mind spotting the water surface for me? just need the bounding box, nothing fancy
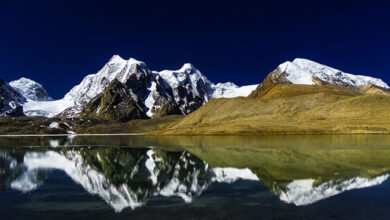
[1,135,390,219]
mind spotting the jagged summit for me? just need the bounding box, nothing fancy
[108,55,148,68]
[276,58,389,88]
[178,63,197,72]
[108,54,125,63]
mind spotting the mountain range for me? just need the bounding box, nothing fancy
[0,55,257,118]
[2,56,390,134]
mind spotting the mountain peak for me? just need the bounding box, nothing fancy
[292,58,317,64]
[178,63,197,72]
[108,54,126,63]
[276,58,389,89]
[9,77,52,102]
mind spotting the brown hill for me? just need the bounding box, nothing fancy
[152,81,390,135]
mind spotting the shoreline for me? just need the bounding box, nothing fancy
[1,132,390,137]
[0,133,144,137]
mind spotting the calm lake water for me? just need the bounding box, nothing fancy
[1,135,390,219]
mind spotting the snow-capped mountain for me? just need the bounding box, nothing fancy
[0,77,25,116]
[10,57,388,118]
[275,58,389,88]
[9,77,52,102]
[21,55,257,118]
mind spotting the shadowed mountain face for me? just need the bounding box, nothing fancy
[1,144,390,212]
[0,78,25,117]
[79,79,148,122]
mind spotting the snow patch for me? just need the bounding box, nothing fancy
[212,167,259,183]
[49,122,59,129]
[212,83,257,98]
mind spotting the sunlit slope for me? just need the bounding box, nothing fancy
[153,84,390,134]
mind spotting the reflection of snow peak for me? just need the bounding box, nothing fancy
[10,169,46,193]
[279,175,390,206]
[212,167,259,183]
[23,151,144,212]
[15,150,259,212]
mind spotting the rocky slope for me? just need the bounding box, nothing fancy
[79,79,147,122]
[0,77,25,116]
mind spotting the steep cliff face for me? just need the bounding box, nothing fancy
[0,78,25,117]
[80,79,147,122]
[248,67,291,98]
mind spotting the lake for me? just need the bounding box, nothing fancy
[1,135,390,219]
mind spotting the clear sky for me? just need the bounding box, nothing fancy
[1,0,390,99]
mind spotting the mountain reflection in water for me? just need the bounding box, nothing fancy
[0,147,258,212]
[1,138,390,213]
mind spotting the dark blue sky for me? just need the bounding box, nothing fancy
[1,0,390,99]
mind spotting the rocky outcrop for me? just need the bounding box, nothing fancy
[0,78,25,117]
[80,79,147,122]
[359,84,390,96]
[248,67,291,98]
